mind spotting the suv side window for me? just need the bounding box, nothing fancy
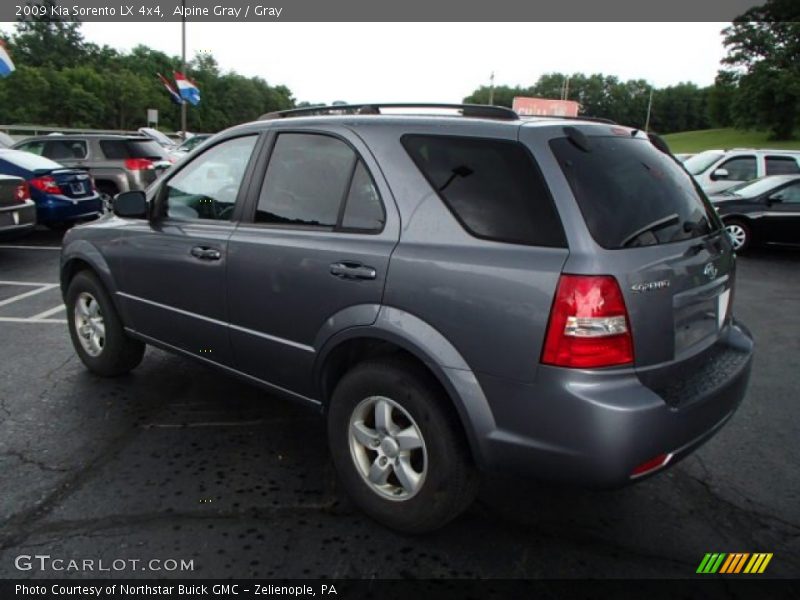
[163,135,257,221]
[16,141,45,155]
[765,156,800,176]
[717,156,756,181]
[255,133,384,232]
[402,135,566,247]
[43,140,87,160]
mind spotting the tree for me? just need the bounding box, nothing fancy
[720,0,800,139]
[11,1,87,70]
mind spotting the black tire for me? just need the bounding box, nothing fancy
[66,270,145,377]
[724,219,752,253]
[327,358,478,533]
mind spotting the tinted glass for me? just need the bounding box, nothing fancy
[16,141,45,156]
[775,182,800,203]
[402,135,566,247]
[100,139,168,160]
[719,156,756,181]
[165,135,257,221]
[765,156,800,176]
[550,135,719,249]
[256,134,356,228]
[44,140,87,160]
[341,161,384,231]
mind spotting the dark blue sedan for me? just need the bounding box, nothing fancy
[0,149,103,227]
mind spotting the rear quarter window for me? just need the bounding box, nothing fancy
[401,134,566,247]
[550,135,719,249]
[100,139,167,160]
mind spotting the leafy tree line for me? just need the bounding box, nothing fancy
[0,14,294,132]
[465,1,799,139]
[464,75,712,134]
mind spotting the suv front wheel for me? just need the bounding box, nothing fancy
[327,358,478,533]
[66,270,145,376]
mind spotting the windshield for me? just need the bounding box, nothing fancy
[550,135,720,249]
[722,177,785,198]
[683,150,724,175]
[179,135,209,152]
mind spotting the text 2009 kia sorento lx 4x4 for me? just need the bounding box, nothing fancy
[60,104,754,533]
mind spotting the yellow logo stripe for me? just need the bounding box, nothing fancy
[744,554,760,574]
[758,553,773,574]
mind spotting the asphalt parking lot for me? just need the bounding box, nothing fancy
[0,229,798,580]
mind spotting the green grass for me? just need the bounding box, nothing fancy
[663,128,800,154]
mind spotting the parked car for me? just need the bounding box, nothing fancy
[0,149,102,228]
[684,148,800,194]
[709,174,800,252]
[60,104,753,533]
[138,127,178,151]
[0,174,37,239]
[168,133,212,160]
[13,134,172,206]
[0,132,15,149]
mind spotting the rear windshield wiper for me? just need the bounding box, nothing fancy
[622,213,680,248]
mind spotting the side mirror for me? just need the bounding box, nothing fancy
[113,190,148,219]
[766,194,784,204]
[710,168,729,181]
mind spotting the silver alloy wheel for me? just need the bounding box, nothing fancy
[726,223,747,250]
[74,292,105,357]
[348,395,427,501]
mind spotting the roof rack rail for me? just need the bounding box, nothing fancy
[259,103,520,121]
[518,114,617,125]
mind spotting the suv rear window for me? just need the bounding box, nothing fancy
[550,135,719,249]
[401,135,566,247]
[100,139,167,160]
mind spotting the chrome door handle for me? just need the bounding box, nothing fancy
[190,246,222,260]
[330,262,377,280]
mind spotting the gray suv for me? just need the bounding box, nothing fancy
[60,104,754,533]
[13,134,171,205]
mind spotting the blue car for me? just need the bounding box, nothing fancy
[0,149,102,227]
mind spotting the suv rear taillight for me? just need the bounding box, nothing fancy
[14,182,30,203]
[124,158,154,170]
[541,274,634,368]
[29,176,63,195]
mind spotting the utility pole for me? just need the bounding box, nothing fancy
[488,71,495,105]
[180,0,187,140]
[644,86,654,132]
[563,75,570,101]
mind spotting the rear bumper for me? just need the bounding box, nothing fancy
[476,319,754,486]
[0,200,37,238]
[35,195,103,224]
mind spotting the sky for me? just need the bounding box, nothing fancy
[0,22,729,103]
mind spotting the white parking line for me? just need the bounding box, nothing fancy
[29,304,67,320]
[0,317,67,324]
[0,245,61,250]
[0,280,58,287]
[0,284,59,308]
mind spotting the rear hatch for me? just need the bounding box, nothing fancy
[99,138,171,183]
[543,127,740,406]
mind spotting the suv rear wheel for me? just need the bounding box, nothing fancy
[66,271,145,376]
[327,358,478,533]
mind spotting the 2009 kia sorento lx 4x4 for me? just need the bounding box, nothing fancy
[60,104,754,533]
